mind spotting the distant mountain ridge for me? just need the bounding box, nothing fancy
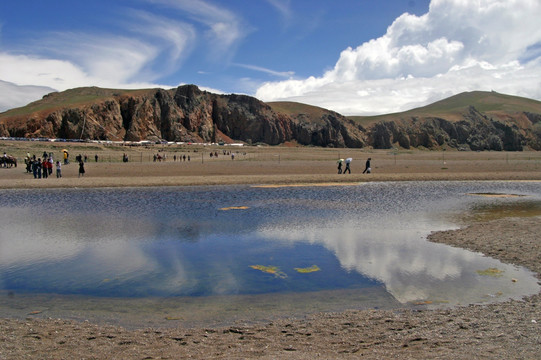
[1,86,541,151]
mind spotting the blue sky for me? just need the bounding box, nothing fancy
[1,0,540,115]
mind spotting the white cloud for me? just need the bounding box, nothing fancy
[256,0,541,115]
[0,52,170,92]
[0,51,177,112]
[0,80,56,113]
[36,32,159,85]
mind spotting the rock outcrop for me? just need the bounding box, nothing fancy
[367,106,541,151]
[1,85,540,151]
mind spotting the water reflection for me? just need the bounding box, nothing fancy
[0,182,540,310]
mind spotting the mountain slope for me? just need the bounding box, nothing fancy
[347,91,541,150]
[1,87,540,150]
[0,85,365,147]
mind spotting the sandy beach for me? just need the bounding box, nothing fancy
[1,142,541,358]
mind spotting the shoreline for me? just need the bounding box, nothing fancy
[1,148,541,358]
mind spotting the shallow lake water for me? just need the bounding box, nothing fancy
[0,181,540,327]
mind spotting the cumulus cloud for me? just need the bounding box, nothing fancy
[256,0,541,115]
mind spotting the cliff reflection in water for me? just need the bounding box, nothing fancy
[0,181,540,307]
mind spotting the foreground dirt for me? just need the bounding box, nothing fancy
[1,144,541,358]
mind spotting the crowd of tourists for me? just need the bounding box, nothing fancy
[22,150,88,179]
[24,152,61,178]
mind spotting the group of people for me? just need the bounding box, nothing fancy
[24,151,86,179]
[156,153,193,162]
[337,157,371,174]
[25,152,62,179]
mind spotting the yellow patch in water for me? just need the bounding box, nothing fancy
[294,265,321,273]
[477,268,504,277]
[413,300,433,305]
[219,206,250,211]
[250,265,287,278]
[411,299,449,305]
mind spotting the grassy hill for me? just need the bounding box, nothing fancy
[0,87,156,119]
[267,101,334,118]
[266,101,339,126]
[348,91,541,125]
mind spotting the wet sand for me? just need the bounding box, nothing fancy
[1,144,541,358]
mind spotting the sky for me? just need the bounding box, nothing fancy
[1,0,541,115]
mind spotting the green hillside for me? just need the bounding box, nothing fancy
[348,91,541,125]
[0,87,155,118]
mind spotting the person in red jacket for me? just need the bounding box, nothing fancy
[42,158,50,178]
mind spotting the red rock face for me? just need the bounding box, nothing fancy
[0,85,364,147]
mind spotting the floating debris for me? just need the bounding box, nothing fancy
[219,206,250,211]
[483,291,503,298]
[165,316,181,321]
[411,299,449,305]
[412,300,433,305]
[477,268,505,277]
[294,265,321,273]
[250,265,287,279]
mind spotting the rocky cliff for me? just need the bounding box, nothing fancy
[368,106,537,151]
[1,86,540,151]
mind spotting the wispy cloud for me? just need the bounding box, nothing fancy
[124,10,196,74]
[32,32,158,84]
[265,0,292,21]
[257,0,541,115]
[233,63,294,78]
[145,0,249,62]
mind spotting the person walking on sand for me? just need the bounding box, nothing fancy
[343,158,351,174]
[78,160,85,177]
[363,158,372,174]
[337,159,343,174]
[56,161,62,178]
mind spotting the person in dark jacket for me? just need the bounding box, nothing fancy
[78,160,85,177]
[363,158,371,174]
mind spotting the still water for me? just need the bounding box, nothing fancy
[0,181,540,326]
